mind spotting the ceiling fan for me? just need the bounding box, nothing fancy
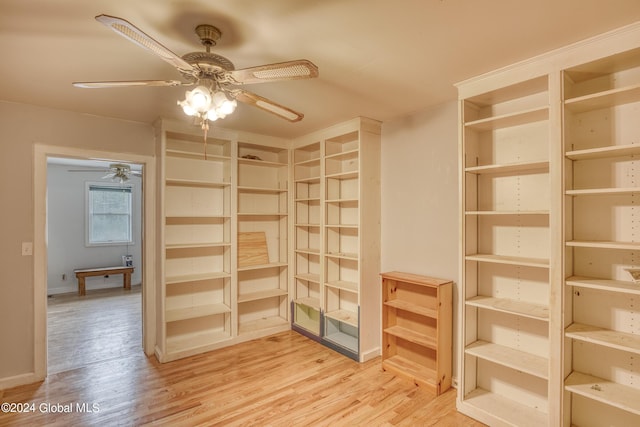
[69,163,141,183]
[73,14,319,124]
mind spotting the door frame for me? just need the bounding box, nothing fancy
[33,144,156,379]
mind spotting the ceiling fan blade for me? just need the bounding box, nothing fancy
[233,89,304,122]
[95,14,197,76]
[228,59,318,84]
[73,79,185,88]
[68,169,109,172]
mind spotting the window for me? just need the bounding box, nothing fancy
[87,184,133,245]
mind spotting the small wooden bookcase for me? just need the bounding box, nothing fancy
[380,271,452,395]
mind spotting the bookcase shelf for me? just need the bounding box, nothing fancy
[290,119,381,361]
[457,23,640,427]
[381,271,452,394]
[459,72,554,425]
[159,129,233,361]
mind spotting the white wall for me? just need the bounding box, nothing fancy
[0,100,155,382]
[46,164,143,294]
[380,100,460,377]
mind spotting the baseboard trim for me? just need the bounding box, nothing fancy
[0,372,43,390]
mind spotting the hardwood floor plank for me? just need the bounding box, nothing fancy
[1,287,485,426]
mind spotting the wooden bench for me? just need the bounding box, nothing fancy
[74,266,135,296]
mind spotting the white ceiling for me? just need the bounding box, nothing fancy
[2,0,640,139]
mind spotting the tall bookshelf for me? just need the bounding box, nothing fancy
[292,141,322,336]
[458,75,554,426]
[236,142,290,336]
[292,117,382,362]
[562,47,640,426]
[457,22,640,427]
[160,129,233,361]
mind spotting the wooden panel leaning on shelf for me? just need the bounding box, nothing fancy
[380,271,452,395]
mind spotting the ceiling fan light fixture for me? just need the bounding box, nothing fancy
[179,85,237,124]
[187,86,212,112]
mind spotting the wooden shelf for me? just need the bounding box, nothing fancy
[565,371,640,416]
[325,224,358,229]
[465,160,549,175]
[564,83,640,113]
[294,273,320,283]
[238,157,287,167]
[325,148,359,160]
[384,299,437,318]
[165,242,230,250]
[465,340,548,379]
[384,325,436,349]
[237,185,287,193]
[382,355,438,391]
[294,297,321,310]
[566,187,640,195]
[166,330,231,356]
[237,212,288,217]
[165,178,230,188]
[166,149,230,161]
[324,308,358,327]
[566,276,640,295]
[294,176,320,184]
[325,198,358,203]
[325,280,358,293]
[325,252,358,260]
[465,210,549,216]
[464,106,549,131]
[238,316,289,335]
[237,288,288,304]
[465,253,549,268]
[237,262,287,272]
[294,158,320,166]
[565,323,640,355]
[295,247,320,255]
[566,143,640,160]
[462,388,548,427]
[465,296,549,321]
[566,240,640,250]
[166,303,231,323]
[165,272,231,285]
[325,171,358,180]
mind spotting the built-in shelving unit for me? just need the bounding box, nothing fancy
[156,117,380,364]
[292,141,322,336]
[292,117,382,361]
[457,25,640,427]
[562,46,640,427]
[458,74,555,426]
[160,129,233,361]
[237,142,290,336]
[380,271,452,395]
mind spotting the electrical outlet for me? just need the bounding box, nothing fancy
[62,273,66,281]
[21,242,33,256]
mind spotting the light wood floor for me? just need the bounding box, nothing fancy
[1,287,485,426]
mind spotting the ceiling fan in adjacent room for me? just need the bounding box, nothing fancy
[73,14,319,128]
[68,163,141,183]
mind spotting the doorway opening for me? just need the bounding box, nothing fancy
[46,157,143,373]
[33,145,156,379]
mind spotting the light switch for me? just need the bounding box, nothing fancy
[22,242,33,256]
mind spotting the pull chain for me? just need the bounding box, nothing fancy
[201,119,209,160]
